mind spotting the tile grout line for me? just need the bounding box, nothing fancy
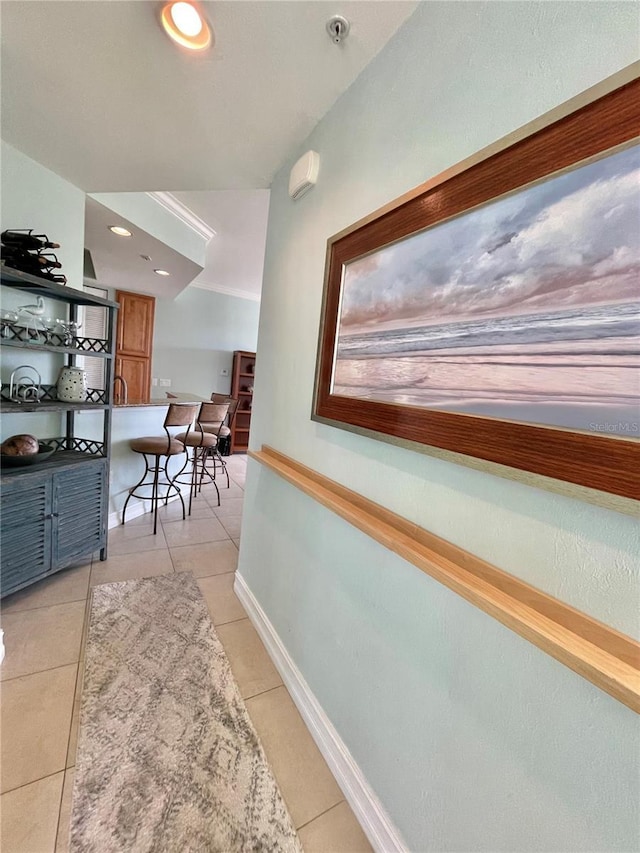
[1,768,67,798]
[0,659,82,685]
[1,592,90,615]
[165,538,178,573]
[295,799,348,832]
[214,614,249,628]
[54,776,66,851]
[54,656,79,847]
[242,681,285,703]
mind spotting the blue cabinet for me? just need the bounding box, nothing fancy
[1,476,53,591]
[1,457,108,596]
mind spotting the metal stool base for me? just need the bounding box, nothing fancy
[173,447,221,510]
[122,452,187,534]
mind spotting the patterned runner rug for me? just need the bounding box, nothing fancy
[70,572,302,853]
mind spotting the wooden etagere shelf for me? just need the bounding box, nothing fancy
[251,445,640,713]
[230,350,255,453]
[1,265,119,598]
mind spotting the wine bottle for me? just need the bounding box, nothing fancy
[1,230,60,250]
[2,252,58,270]
[0,245,59,266]
[37,255,63,269]
[2,258,64,281]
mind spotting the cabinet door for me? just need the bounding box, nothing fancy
[52,461,106,570]
[115,290,155,403]
[1,477,53,596]
[115,356,152,405]
[116,291,155,357]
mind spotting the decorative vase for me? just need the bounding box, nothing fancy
[56,366,88,402]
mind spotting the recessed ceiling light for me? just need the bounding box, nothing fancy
[154,269,171,276]
[109,225,132,237]
[160,2,212,51]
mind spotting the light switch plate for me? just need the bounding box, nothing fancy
[159,379,171,387]
[151,378,158,386]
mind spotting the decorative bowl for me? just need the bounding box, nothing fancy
[1,444,56,467]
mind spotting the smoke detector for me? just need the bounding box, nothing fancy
[289,151,320,201]
[326,15,350,44]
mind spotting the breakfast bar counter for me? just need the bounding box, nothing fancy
[114,393,207,408]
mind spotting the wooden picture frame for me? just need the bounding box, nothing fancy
[313,75,640,502]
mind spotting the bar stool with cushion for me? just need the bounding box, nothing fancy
[122,403,199,535]
[200,394,239,488]
[175,401,230,509]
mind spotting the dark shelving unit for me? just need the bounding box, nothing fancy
[1,265,119,597]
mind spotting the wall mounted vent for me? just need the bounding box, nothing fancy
[289,151,320,201]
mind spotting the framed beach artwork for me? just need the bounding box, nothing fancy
[313,76,640,502]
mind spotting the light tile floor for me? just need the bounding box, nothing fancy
[0,454,372,853]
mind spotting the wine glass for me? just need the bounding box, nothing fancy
[41,317,56,344]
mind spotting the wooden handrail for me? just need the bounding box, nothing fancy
[250,445,640,713]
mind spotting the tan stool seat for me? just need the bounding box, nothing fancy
[176,431,218,448]
[130,436,185,455]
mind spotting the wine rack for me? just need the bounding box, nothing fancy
[1,229,66,284]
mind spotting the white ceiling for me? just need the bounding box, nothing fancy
[171,190,271,300]
[83,189,269,300]
[84,197,203,299]
[3,0,417,300]
[1,1,418,192]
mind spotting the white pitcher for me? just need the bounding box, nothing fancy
[57,366,88,402]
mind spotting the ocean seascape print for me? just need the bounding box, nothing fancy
[333,144,640,435]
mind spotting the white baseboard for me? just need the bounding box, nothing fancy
[234,572,407,853]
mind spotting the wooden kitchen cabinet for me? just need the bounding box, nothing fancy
[115,290,155,403]
[114,355,151,405]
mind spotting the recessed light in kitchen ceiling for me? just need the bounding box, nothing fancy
[160,2,212,51]
[109,226,132,237]
[154,269,171,276]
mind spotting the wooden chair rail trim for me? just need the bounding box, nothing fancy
[250,445,640,713]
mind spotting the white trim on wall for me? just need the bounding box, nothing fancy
[147,191,217,242]
[189,278,261,302]
[234,571,408,853]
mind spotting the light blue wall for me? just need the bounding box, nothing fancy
[152,286,260,398]
[240,3,640,851]
[1,141,87,442]
[1,141,85,290]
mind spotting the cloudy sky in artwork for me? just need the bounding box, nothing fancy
[340,144,640,328]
